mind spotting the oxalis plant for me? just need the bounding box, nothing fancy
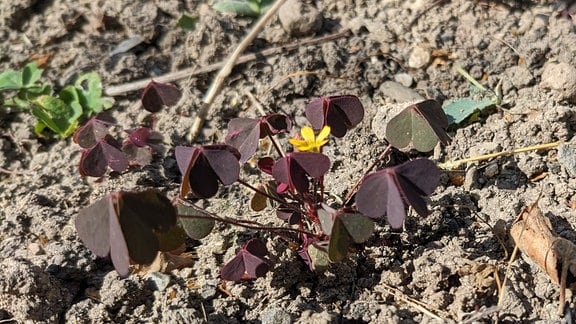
[75,89,450,280]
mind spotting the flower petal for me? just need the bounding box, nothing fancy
[317,126,331,142]
[301,126,315,142]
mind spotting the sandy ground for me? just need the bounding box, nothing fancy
[1,0,576,322]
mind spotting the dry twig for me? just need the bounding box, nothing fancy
[104,29,349,96]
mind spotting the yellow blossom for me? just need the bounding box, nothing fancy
[289,126,331,152]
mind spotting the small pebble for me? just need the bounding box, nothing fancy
[540,62,576,103]
[261,307,291,324]
[378,81,424,102]
[147,272,171,291]
[394,73,414,87]
[557,143,576,178]
[484,163,499,178]
[278,0,323,37]
[408,46,431,69]
[27,243,44,256]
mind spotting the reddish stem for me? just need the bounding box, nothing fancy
[343,144,393,206]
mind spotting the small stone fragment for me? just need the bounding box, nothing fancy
[27,243,45,256]
[540,62,576,103]
[147,272,171,291]
[557,143,576,178]
[278,0,323,37]
[394,73,414,87]
[483,163,499,178]
[408,46,431,69]
[261,307,291,324]
[378,81,424,103]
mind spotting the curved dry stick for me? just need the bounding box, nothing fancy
[188,0,287,142]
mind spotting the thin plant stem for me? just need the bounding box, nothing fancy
[188,0,287,141]
[344,144,393,205]
[177,201,316,237]
[267,133,285,157]
[236,178,302,213]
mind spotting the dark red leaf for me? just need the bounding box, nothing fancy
[355,159,440,229]
[225,114,291,163]
[122,142,152,166]
[257,157,274,175]
[116,191,177,264]
[305,95,364,138]
[79,135,128,177]
[262,114,292,135]
[75,190,177,277]
[276,206,301,225]
[175,145,240,199]
[73,116,111,148]
[141,81,182,113]
[127,127,150,147]
[272,152,330,193]
[225,118,260,163]
[220,238,270,281]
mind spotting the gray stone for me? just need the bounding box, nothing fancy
[557,143,576,178]
[540,62,576,102]
[261,307,291,324]
[394,72,414,87]
[278,0,323,37]
[378,81,424,103]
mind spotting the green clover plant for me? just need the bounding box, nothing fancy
[0,61,113,138]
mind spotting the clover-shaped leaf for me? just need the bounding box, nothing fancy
[220,238,270,281]
[305,95,364,138]
[79,134,128,177]
[328,212,374,262]
[225,114,291,163]
[356,159,441,229]
[271,152,330,193]
[177,203,215,240]
[141,81,182,113]
[385,99,450,152]
[175,144,241,199]
[31,95,81,138]
[75,190,177,277]
[73,114,113,148]
[276,206,301,225]
[74,72,114,115]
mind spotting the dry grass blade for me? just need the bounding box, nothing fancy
[187,0,287,142]
[376,283,451,321]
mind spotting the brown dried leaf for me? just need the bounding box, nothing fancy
[510,198,576,314]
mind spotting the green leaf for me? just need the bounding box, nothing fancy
[22,62,43,88]
[0,69,23,91]
[31,95,79,137]
[178,14,198,31]
[59,85,83,122]
[74,72,113,116]
[213,0,260,17]
[328,213,374,262]
[443,98,495,125]
[177,204,215,240]
[308,244,330,271]
[385,100,450,152]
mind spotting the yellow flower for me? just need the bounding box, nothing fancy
[289,126,331,152]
